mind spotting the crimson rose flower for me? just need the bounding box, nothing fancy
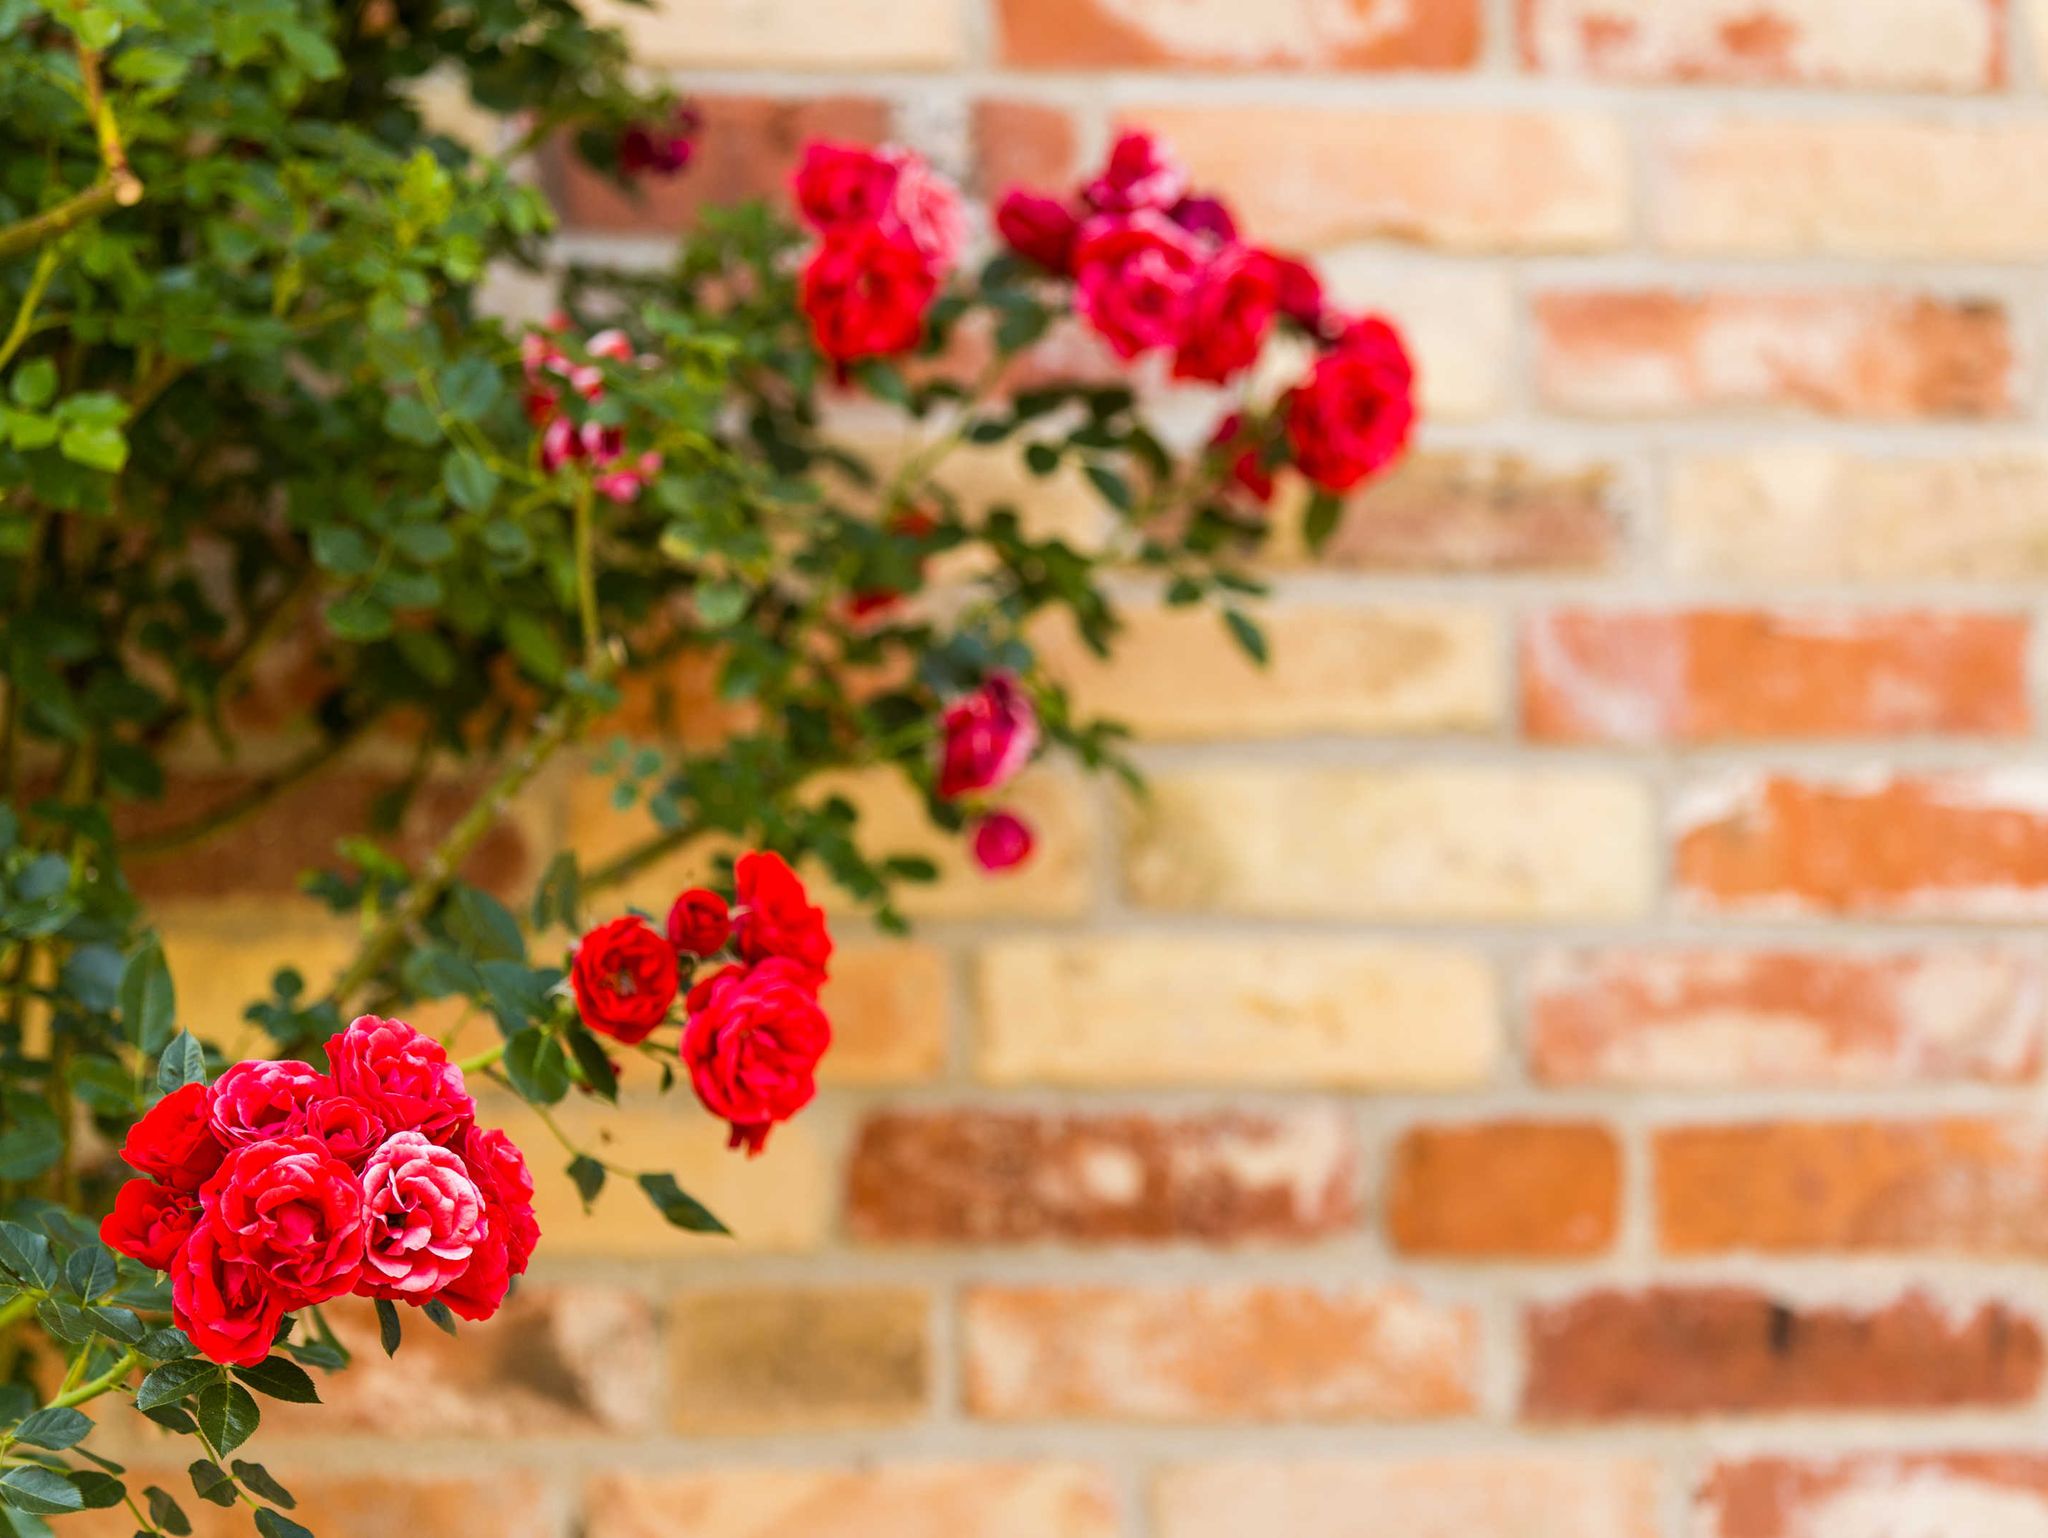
[208,1058,331,1147]
[800,224,938,364]
[666,887,731,957]
[1284,316,1416,493]
[358,1131,489,1300]
[303,1093,387,1168]
[171,1219,287,1367]
[618,102,700,178]
[1168,193,1238,245]
[1268,253,1325,333]
[120,1083,225,1192]
[731,850,832,983]
[100,1180,199,1271]
[327,1014,474,1145]
[1082,130,1187,215]
[937,672,1039,801]
[794,142,962,270]
[1209,412,1276,506]
[572,915,680,1044]
[1072,213,1203,361]
[200,1136,366,1307]
[682,959,832,1157]
[971,810,1034,873]
[1173,245,1280,384]
[438,1126,540,1323]
[995,189,1079,274]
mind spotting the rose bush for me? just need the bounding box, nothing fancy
[0,0,1415,1526]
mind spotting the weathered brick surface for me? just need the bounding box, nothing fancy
[668,1287,931,1432]
[996,0,1482,69]
[1523,609,2031,743]
[1530,947,2048,1085]
[593,0,965,68]
[964,1284,1477,1423]
[1533,290,2016,418]
[821,941,950,1084]
[1387,1121,1621,1257]
[1314,259,1515,422]
[971,99,1080,195]
[67,1473,563,1538]
[585,1466,1119,1538]
[1697,1454,2048,1538]
[1523,1288,2044,1419]
[975,937,1498,1088]
[846,1107,1360,1244]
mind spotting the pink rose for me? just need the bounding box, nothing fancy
[995,190,1079,274]
[1083,130,1187,215]
[971,810,1034,873]
[200,1136,366,1308]
[326,1014,475,1146]
[207,1059,332,1147]
[1071,213,1204,360]
[937,672,1039,800]
[357,1131,489,1300]
[171,1219,287,1367]
[1283,316,1417,493]
[1173,245,1280,384]
[682,959,831,1156]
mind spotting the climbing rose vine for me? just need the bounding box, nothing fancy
[0,0,1415,1524]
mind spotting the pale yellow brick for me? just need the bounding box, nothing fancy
[596,0,965,68]
[1130,107,1631,252]
[975,937,1498,1088]
[586,1466,1119,1538]
[1667,450,2048,581]
[822,941,950,1084]
[1122,768,1654,920]
[1312,258,1513,422]
[1657,118,2048,258]
[1039,604,1503,741]
[669,1286,931,1433]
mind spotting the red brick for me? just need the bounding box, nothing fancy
[1523,609,2031,743]
[1534,290,2015,418]
[1676,772,2048,918]
[1387,1122,1620,1258]
[1530,947,2047,1086]
[1523,1287,2043,1419]
[584,1466,1118,1538]
[971,100,1081,196]
[543,95,891,235]
[64,1472,560,1538]
[1657,1120,2048,1255]
[963,1284,1477,1423]
[995,0,1480,69]
[1271,451,1624,574]
[1699,1454,2048,1538]
[1521,0,2005,88]
[846,1107,1359,1245]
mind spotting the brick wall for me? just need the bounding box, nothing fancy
[119,2,2048,1534]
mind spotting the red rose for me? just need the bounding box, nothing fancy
[800,224,938,364]
[995,190,1079,274]
[937,672,1039,801]
[1168,194,1237,245]
[731,850,832,983]
[1071,213,1204,360]
[1082,130,1187,215]
[665,887,731,957]
[682,959,831,1157]
[100,1180,199,1271]
[971,811,1034,873]
[1283,316,1416,493]
[171,1219,287,1367]
[303,1093,387,1168]
[208,1059,332,1147]
[1209,411,1276,506]
[120,1083,226,1192]
[793,142,963,270]
[1268,253,1325,333]
[200,1136,365,1308]
[572,915,679,1043]
[1173,245,1280,384]
[618,102,700,178]
[327,1014,475,1145]
[437,1126,539,1323]
[357,1131,489,1300]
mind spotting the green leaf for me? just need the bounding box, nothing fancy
[231,1462,294,1509]
[233,1356,319,1405]
[63,1242,116,1302]
[57,421,127,472]
[145,1484,192,1535]
[374,1299,401,1357]
[564,1025,618,1103]
[693,580,748,628]
[0,1223,55,1290]
[0,1101,60,1181]
[194,1380,260,1457]
[450,886,524,962]
[638,1173,729,1235]
[310,525,375,577]
[255,1509,316,1538]
[381,394,440,446]
[1302,490,1343,555]
[8,1406,91,1450]
[326,590,393,642]
[504,1029,570,1105]
[441,450,498,513]
[567,1154,605,1208]
[186,1460,237,1508]
[420,1299,458,1337]
[1083,463,1134,513]
[68,1470,123,1510]
[0,1467,81,1516]
[1222,609,1268,667]
[156,1033,206,1093]
[9,358,56,409]
[135,1358,218,1412]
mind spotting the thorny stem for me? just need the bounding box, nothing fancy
[0,246,59,372]
[0,45,143,263]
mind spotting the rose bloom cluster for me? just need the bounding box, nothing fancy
[101,1017,537,1366]
[793,141,965,364]
[521,319,662,503]
[571,850,833,1156]
[936,672,1039,874]
[997,130,1416,496]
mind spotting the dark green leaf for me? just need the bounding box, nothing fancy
[1222,609,1268,667]
[374,1299,401,1357]
[255,1509,316,1538]
[233,1357,319,1405]
[420,1299,458,1337]
[638,1173,729,1234]
[1083,463,1133,512]
[0,1467,81,1516]
[64,1243,116,1302]
[186,1461,237,1508]
[230,1462,294,1509]
[567,1154,605,1208]
[8,1406,90,1450]
[155,1034,206,1094]
[135,1359,218,1412]
[504,1029,570,1105]
[441,450,498,513]
[194,1381,260,1457]
[564,1025,618,1103]
[145,1484,192,1535]
[1302,490,1343,555]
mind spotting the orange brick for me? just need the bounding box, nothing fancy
[1534,290,2015,418]
[1699,1454,2048,1538]
[1387,1122,1620,1258]
[65,1472,561,1538]
[1657,1120,2048,1255]
[1523,609,2031,743]
[1128,107,1630,252]
[1676,771,2048,918]
[995,0,1480,69]
[1522,0,2004,87]
[543,95,891,235]
[1530,947,2048,1086]
[584,1466,1118,1538]
[971,99,1081,196]
[1524,1287,2043,1420]
[820,941,950,1084]
[669,1287,931,1433]
[963,1284,1477,1423]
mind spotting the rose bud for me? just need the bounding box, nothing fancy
[937,672,1040,800]
[971,810,1035,873]
[666,887,732,957]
